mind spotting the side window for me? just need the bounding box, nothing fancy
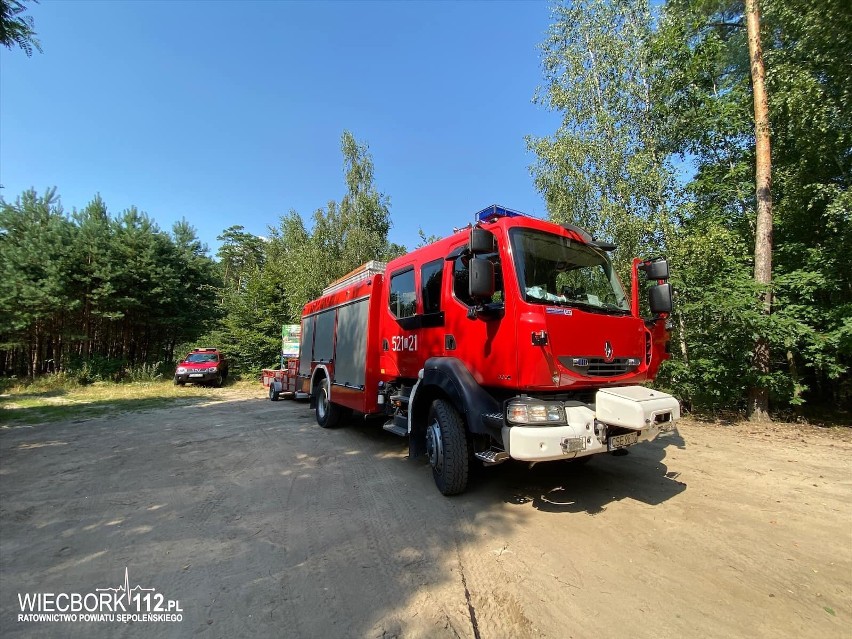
[453,254,503,306]
[453,256,474,306]
[421,259,444,314]
[389,268,416,318]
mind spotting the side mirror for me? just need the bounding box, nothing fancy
[640,258,669,280]
[469,257,495,300]
[470,227,496,254]
[649,283,672,315]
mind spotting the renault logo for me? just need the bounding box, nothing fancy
[604,341,614,362]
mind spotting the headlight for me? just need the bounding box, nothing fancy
[207,367,219,373]
[506,400,566,425]
[176,367,187,374]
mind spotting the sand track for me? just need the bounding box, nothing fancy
[1,388,849,638]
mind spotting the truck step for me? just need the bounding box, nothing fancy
[474,450,510,466]
[382,421,407,437]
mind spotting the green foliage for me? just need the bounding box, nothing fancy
[337,131,394,266]
[205,131,401,375]
[529,0,675,278]
[2,131,402,381]
[64,354,125,383]
[416,228,442,248]
[274,130,400,321]
[206,263,290,374]
[216,225,265,288]
[0,0,41,56]
[0,188,75,330]
[535,0,850,413]
[60,355,172,384]
[0,189,219,378]
[0,371,79,394]
[652,0,851,410]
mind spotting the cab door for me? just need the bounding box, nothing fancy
[415,257,448,367]
[441,237,518,389]
[385,265,420,377]
[382,258,448,379]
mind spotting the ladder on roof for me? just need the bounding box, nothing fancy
[322,260,387,296]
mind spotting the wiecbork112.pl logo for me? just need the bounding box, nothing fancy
[96,567,182,614]
[17,567,183,624]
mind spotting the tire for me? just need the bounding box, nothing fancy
[174,377,185,387]
[214,374,223,388]
[269,384,280,402]
[315,377,344,428]
[426,399,469,496]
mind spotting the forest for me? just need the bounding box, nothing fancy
[1,0,849,418]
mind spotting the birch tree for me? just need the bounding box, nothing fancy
[529,0,675,277]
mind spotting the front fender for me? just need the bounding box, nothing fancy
[409,357,502,440]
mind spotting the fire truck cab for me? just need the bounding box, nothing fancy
[298,205,680,495]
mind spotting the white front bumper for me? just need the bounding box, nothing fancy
[503,425,599,462]
[502,387,680,462]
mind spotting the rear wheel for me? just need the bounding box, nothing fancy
[315,377,346,428]
[426,399,469,496]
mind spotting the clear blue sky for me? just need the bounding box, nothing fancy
[1,0,561,254]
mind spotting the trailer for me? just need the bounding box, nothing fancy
[262,324,304,401]
[297,205,680,495]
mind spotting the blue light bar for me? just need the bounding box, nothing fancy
[475,204,525,223]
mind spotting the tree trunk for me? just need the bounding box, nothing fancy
[30,324,41,379]
[677,313,689,363]
[746,0,774,422]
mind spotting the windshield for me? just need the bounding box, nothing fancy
[186,353,218,363]
[510,229,629,313]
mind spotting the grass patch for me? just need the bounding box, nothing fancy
[0,379,258,427]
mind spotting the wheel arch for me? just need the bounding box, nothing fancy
[309,365,331,407]
[407,357,502,458]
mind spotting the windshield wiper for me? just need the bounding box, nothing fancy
[525,294,629,315]
[600,302,630,314]
[557,299,630,315]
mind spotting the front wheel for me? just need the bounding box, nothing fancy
[426,399,469,496]
[269,384,280,402]
[174,377,185,386]
[315,377,346,428]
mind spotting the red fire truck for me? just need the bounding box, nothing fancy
[297,205,680,495]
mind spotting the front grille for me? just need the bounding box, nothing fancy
[559,356,638,377]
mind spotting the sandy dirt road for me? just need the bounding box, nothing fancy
[1,387,850,638]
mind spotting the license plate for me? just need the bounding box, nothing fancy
[608,432,638,450]
[189,373,203,378]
